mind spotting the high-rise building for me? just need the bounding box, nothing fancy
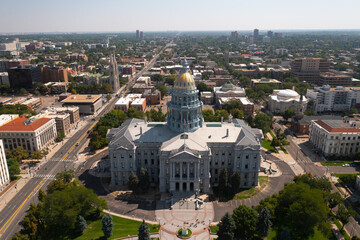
[230,31,239,41]
[110,53,120,92]
[140,31,144,40]
[290,58,330,85]
[8,65,42,89]
[0,139,10,191]
[41,66,68,83]
[267,30,273,37]
[136,30,140,39]
[253,29,259,39]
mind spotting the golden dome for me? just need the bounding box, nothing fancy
[174,72,196,89]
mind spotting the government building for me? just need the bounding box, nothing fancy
[107,61,263,193]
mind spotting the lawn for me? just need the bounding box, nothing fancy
[209,225,219,234]
[74,215,160,240]
[262,140,278,153]
[233,176,269,200]
[321,162,355,166]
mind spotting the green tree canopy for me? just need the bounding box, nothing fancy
[217,212,236,240]
[232,205,258,239]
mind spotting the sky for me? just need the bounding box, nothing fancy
[0,0,359,33]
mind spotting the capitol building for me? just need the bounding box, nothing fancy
[107,61,263,193]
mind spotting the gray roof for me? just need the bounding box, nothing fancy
[293,115,343,124]
[107,118,262,152]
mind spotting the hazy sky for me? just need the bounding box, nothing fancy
[0,0,359,33]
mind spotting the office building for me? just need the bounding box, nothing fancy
[0,139,10,191]
[250,78,281,88]
[107,61,263,193]
[136,30,140,39]
[290,58,330,84]
[140,31,144,40]
[253,29,259,40]
[0,116,57,153]
[41,66,68,83]
[309,119,360,157]
[0,72,9,85]
[61,94,103,115]
[306,85,360,113]
[8,65,42,89]
[319,72,353,86]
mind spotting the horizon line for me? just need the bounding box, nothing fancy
[1,29,360,35]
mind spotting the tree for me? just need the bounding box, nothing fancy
[138,220,150,240]
[257,206,272,238]
[275,182,329,239]
[11,146,29,162]
[280,227,291,240]
[254,113,273,133]
[157,85,168,99]
[230,171,241,195]
[19,88,27,95]
[328,192,343,210]
[30,151,44,160]
[219,168,228,189]
[56,130,65,142]
[38,189,46,202]
[232,205,258,239]
[76,215,87,233]
[197,82,212,92]
[217,212,236,240]
[304,109,316,116]
[128,171,139,192]
[7,158,20,180]
[11,233,30,240]
[281,109,296,121]
[102,214,113,238]
[337,204,351,230]
[138,168,150,193]
[152,74,164,82]
[165,75,176,85]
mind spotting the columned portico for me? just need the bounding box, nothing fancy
[169,157,200,193]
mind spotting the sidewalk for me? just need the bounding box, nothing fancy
[0,174,30,212]
[262,147,304,175]
[103,210,158,225]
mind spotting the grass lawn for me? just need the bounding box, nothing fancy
[268,227,331,240]
[74,215,160,240]
[321,162,355,166]
[333,217,351,240]
[209,225,219,234]
[262,140,278,153]
[233,176,269,200]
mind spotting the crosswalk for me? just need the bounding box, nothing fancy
[48,158,74,162]
[34,174,56,179]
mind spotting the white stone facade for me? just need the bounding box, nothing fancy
[309,119,360,157]
[0,139,10,191]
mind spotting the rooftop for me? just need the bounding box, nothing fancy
[61,94,102,103]
[108,119,262,152]
[315,120,360,133]
[0,116,52,132]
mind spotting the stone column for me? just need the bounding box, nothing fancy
[195,163,198,179]
[180,162,182,180]
[187,162,190,180]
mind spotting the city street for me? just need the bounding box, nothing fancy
[0,43,170,240]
